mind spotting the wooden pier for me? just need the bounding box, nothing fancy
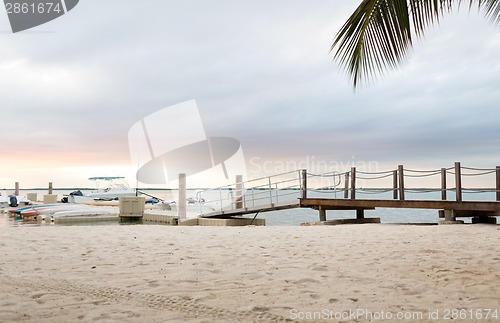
[195,162,500,224]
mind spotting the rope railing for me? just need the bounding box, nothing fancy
[403,171,442,178]
[403,168,442,173]
[461,166,497,171]
[461,170,496,176]
[357,173,393,180]
[356,170,394,175]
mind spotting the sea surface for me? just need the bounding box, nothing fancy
[1,188,497,227]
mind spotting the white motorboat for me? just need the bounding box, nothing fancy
[64,177,137,204]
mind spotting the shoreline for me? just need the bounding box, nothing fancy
[0,224,499,322]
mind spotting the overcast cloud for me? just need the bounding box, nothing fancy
[0,1,499,188]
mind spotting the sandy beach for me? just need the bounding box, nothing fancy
[0,223,499,322]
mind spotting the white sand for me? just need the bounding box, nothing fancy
[0,224,499,322]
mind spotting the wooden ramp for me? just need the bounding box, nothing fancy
[200,201,300,218]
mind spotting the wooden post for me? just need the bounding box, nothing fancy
[441,168,447,201]
[235,175,243,209]
[48,182,53,195]
[392,170,398,199]
[178,173,186,219]
[496,166,500,202]
[455,162,462,202]
[344,173,349,199]
[15,182,19,196]
[398,165,405,201]
[300,169,307,199]
[350,167,356,200]
[356,209,365,219]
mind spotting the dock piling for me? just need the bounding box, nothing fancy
[393,170,398,199]
[496,166,500,202]
[178,173,186,219]
[300,169,307,199]
[350,167,356,199]
[441,168,447,201]
[344,173,349,199]
[455,162,462,202]
[398,165,405,201]
[235,175,243,209]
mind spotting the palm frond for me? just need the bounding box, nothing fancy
[474,0,500,25]
[332,0,499,89]
[332,0,412,88]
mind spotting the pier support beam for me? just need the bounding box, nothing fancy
[318,206,326,222]
[15,182,19,196]
[48,182,53,195]
[439,210,464,225]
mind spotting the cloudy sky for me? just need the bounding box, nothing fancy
[0,1,499,189]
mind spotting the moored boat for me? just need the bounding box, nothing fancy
[63,177,137,204]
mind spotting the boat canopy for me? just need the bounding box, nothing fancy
[88,176,125,181]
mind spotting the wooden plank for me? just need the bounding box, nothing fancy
[201,201,300,218]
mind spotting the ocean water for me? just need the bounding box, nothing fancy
[1,188,497,227]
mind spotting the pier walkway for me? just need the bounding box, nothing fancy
[195,162,500,224]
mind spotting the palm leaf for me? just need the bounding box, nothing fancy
[332,0,500,88]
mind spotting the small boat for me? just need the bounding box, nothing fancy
[159,194,219,219]
[0,195,31,207]
[51,206,118,219]
[63,177,137,204]
[17,204,83,219]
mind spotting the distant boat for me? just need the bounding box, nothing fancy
[63,176,137,204]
